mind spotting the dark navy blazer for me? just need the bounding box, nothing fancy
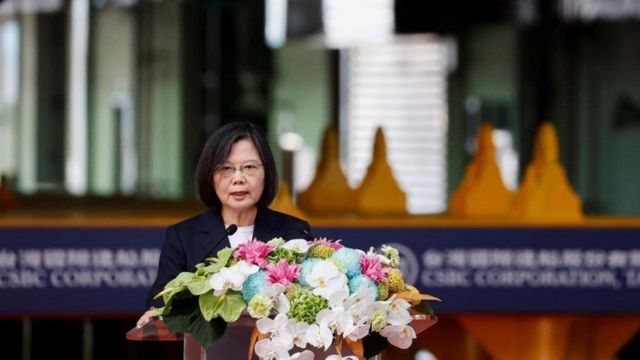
[146,207,311,308]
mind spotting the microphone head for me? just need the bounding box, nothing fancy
[226,224,238,236]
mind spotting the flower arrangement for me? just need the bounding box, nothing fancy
[154,238,439,359]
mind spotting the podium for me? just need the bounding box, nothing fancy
[128,314,438,360]
[127,315,256,360]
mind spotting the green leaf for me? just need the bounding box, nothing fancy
[217,247,233,264]
[163,296,199,334]
[161,290,192,315]
[163,296,227,348]
[154,271,193,301]
[174,272,198,285]
[203,247,233,274]
[157,284,187,304]
[413,302,434,316]
[187,276,212,296]
[199,291,224,321]
[215,291,246,323]
[191,316,228,349]
[194,264,207,276]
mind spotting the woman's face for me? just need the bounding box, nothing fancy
[213,138,265,213]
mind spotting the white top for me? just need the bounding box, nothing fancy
[227,224,255,248]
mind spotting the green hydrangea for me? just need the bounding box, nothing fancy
[288,288,328,324]
[308,245,335,259]
[268,247,300,264]
[381,245,400,267]
[370,308,387,332]
[247,294,273,318]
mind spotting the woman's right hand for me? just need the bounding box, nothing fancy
[136,309,157,328]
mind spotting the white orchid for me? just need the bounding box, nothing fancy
[275,292,291,314]
[366,247,392,266]
[208,262,256,296]
[288,320,310,348]
[346,299,374,323]
[291,350,315,360]
[254,338,293,360]
[316,308,352,335]
[282,239,310,253]
[342,304,372,341]
[344,285,377,310]
[257,314,294,344]
[306,323,334,350]
[342,308,371,341]
[315,285,349,309]
[325,356,359,360]
[235,260,260,276]
[342,296,375,341]
[208,267,243,296]
[209,268,246,296]
[344,323,370,341]
[261,283,286,297]
[386,298,412,326]
[306,261,349,307]
[380,324,416,349]
[342,286,375,335]
[259,283,290,314]
[306,261,342,287]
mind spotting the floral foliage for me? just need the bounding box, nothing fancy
[155,238,438,359]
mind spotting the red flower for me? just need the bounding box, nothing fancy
[233,239,273,268]
[360,254,390,282]
[266,259,300,287]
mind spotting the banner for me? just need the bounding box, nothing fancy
[1,226,639,315]
[0,228,162,314]
[320,227,640,313]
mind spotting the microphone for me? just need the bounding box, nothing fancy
[200,224,238,264]
[226,224,239,236]
[300,228,316,240]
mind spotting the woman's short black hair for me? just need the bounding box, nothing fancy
[195,121,278,210]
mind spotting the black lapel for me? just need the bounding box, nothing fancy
[253,208,283,241]
[195,209,227,261]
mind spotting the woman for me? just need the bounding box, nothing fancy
[137,121,310,326]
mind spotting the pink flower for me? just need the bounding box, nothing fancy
[233,239,273,268]
[360,254,390,282]
[307,238,343,250]
[266,259,300,287]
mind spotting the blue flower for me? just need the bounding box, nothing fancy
[348,274,377,295]
[330,248,362,279]
[298,258,321,287]
[241,270,267,302]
